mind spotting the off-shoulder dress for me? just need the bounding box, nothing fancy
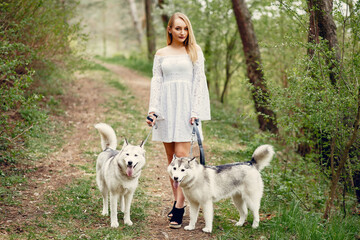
[148,50,211,142]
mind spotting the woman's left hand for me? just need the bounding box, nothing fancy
[190,117,198,125]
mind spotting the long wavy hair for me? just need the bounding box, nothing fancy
[166,12,198,63]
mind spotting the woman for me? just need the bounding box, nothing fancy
[146,12,211,229]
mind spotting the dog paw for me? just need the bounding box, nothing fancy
[124,220,133,226]
[184,225,195,231]
[235,221,244,227]
[101,211,108,216]
[202,227,212,233]
[252,221,259,229]
[111,221,119,228]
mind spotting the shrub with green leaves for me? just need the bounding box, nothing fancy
[269,4,360,206]
[0,0,84,165]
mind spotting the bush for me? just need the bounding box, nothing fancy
[0,0,84,165]
[269,12,360,208]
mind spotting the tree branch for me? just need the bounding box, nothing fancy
[323,87,360,219]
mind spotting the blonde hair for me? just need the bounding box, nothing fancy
[167,12,198,63]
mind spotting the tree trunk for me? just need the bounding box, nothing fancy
[220,65,231,104]
[221,31,237,103]
[307,0,319,58]
[145,0,156,60]
[307,0,340,85]
[127,0,143,46]
[158,0,169,29]
[231,0,278,134]
[204,28,213,89]
[302,0,341,156]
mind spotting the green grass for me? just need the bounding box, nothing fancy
[93,55,360,239]
[79,59,110,72]
[96,54,153,77]
[201,103,360,239]
[266,201,359,239]
[108,79,127,91]
[3,57,359,239]
[4,64,153,239]
[0,120,65,213]
[6,176,150,239]
[0,170,28,207]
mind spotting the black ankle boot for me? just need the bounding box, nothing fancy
[167,201,177,220]
[169,206,185,229]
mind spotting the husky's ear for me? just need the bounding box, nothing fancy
[188,157,197,165]
[121,138,129,151]
[168,154,177,164]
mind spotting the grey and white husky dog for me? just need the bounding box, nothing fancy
[94,123,146,227]
[167,144,274,233]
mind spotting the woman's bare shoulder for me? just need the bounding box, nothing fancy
[155,46,171,56]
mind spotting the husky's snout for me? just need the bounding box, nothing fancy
[126,160,136,177]
[126,160,140,177]
[172,175,183,189]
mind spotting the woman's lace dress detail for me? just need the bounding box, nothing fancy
[148,51,211,142]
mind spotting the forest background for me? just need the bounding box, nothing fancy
[1,0,359,239]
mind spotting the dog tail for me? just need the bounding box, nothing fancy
[94,123,117,151]
[252,144,275,171]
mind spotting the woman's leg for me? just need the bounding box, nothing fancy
[163,142,191,207]
[164,142,191,227]
[173,142,190,209]
[163,142,177,199]
[164,142,190,228]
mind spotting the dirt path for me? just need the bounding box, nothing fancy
[1,62,213,239]
[0,71,116,233]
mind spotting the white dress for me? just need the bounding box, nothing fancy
[148,50,211,142]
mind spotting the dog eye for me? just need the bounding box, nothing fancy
[126,153,129,156]
[181,169,185,172]
[173,167,176,170]
[135,154,138,157]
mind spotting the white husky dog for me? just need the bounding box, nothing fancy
[94,123,146,227]
[167,144,274,233]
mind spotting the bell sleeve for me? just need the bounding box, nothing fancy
[148,55,163,118]
[191,50,211,121]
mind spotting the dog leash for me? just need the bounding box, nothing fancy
[142,114,158,146]
[190,119,205,165]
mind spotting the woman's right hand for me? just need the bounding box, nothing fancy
[146,113,157,127]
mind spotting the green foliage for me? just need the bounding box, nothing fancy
[266,0,360,217]
[0,0,84,166]
[4,58,358,239]
[270,29,359,161]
